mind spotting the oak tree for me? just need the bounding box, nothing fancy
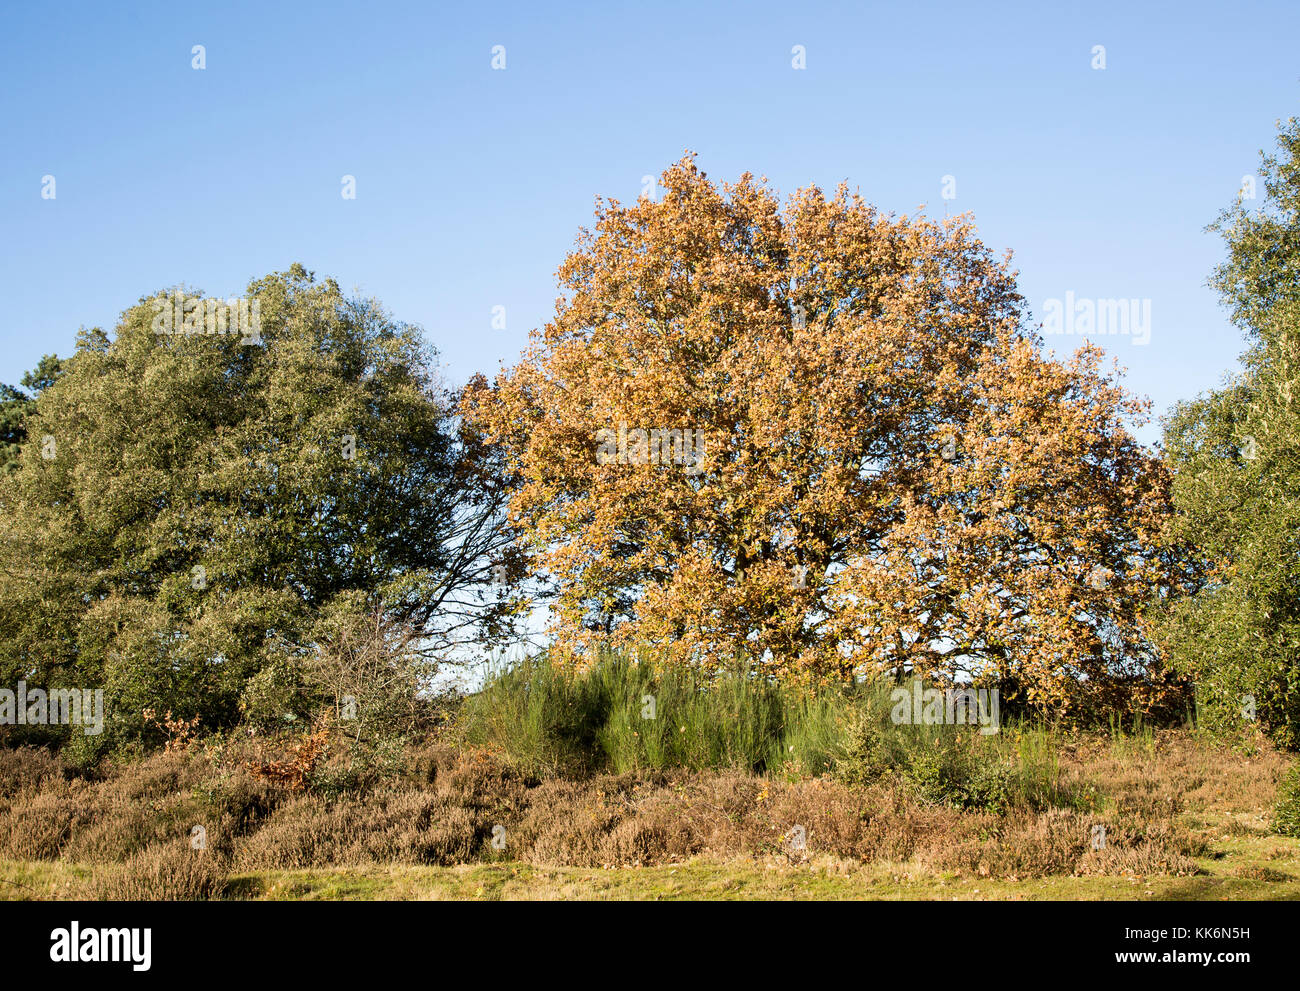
[465,156,1183,717]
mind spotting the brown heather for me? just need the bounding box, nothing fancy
[0,730,1290,897]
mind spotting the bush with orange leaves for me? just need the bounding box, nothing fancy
[142,708,201,754]
[463,154,1194,721]
[245,728,331,791]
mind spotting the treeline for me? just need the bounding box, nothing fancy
[2,117,1298,759]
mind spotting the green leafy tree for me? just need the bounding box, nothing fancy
[0,265,519,751]
[0,354,64,472]
[1159,116,1300,746]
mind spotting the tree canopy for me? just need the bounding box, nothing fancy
[1159,116,1300,746]
[0,354,63,473]
[464,156,1185,718]
[0,265,517,750]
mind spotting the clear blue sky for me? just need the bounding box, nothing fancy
[2,0,1297,447]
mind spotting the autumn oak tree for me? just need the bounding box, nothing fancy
[464,155,1185,718]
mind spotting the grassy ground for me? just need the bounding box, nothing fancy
[4,807,1298,901]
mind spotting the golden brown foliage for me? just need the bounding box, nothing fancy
[142,708,201,753]
[464,155,1181,715]
[245,728,330,791]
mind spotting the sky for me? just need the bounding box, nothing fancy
[2,0,1298,448]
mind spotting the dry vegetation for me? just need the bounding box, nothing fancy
[1,726,1295,900]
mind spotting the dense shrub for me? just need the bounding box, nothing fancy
[462,650,792,777]
[462,652,1095,816]
[1274,765,1300,837]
